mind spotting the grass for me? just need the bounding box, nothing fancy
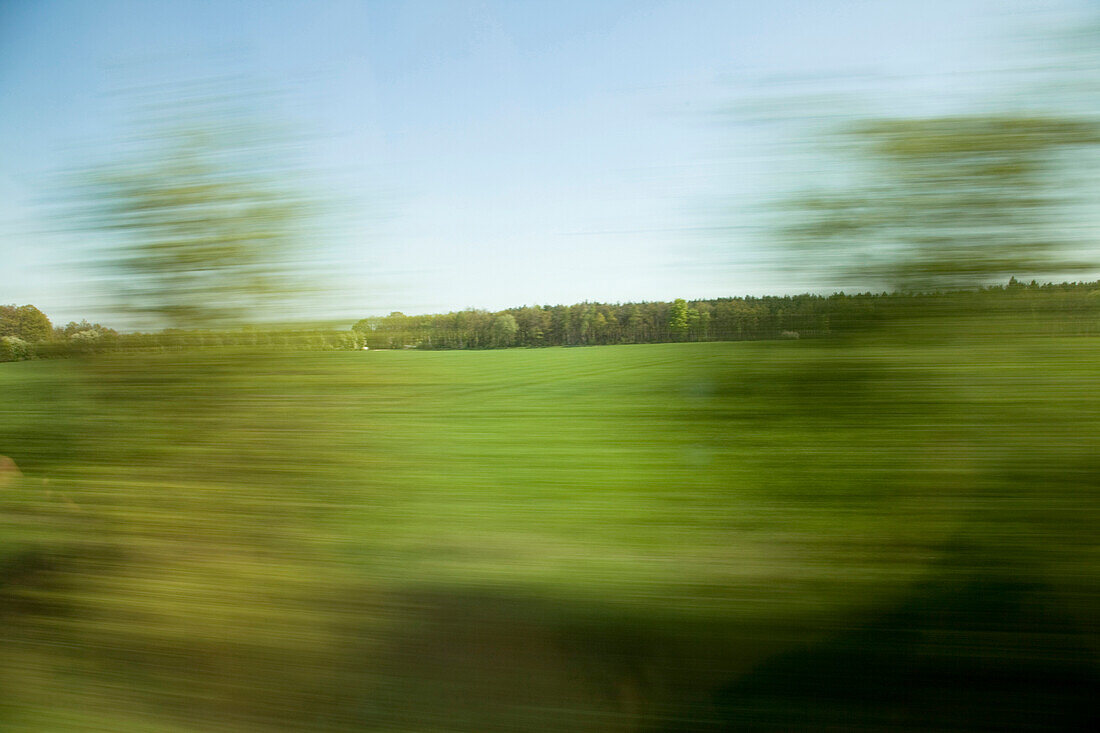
[1,336,1097,730]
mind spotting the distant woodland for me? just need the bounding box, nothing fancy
[351,278,1100,349]
[5,278,1100,361]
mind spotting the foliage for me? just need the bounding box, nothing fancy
[68,99,315,330]
[0,304,53,342]
[490,313,518,347]
[668,298,689,339]
[333,331,363,351]
[57,319,117,340]
[347,280,1100,350]
[0,335,30,362]
[2,328,1098,729]
[8,279,1100,366]
[785,115,1100,293]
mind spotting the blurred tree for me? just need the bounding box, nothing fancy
[785,115,1100,293]
[69,94,315,330]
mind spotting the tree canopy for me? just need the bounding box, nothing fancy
[0,304,52,342]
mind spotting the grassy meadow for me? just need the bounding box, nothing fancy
[1,336,1098,730]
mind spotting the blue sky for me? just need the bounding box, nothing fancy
[0,0,1090,325]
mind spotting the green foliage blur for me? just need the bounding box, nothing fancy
[3,327,1099,730]
[784,115,1100,294]
[67,90,316,331]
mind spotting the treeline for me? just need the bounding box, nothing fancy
[1,304,363,362]
[353,279,1100,350]
[1,305,111,361]
[6,278,1100,361]
[355,296,821,350]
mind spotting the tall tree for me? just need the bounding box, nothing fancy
[668,298,689,340]
[491,313,518,347]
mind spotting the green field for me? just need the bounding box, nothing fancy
[2,339,1098,730]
